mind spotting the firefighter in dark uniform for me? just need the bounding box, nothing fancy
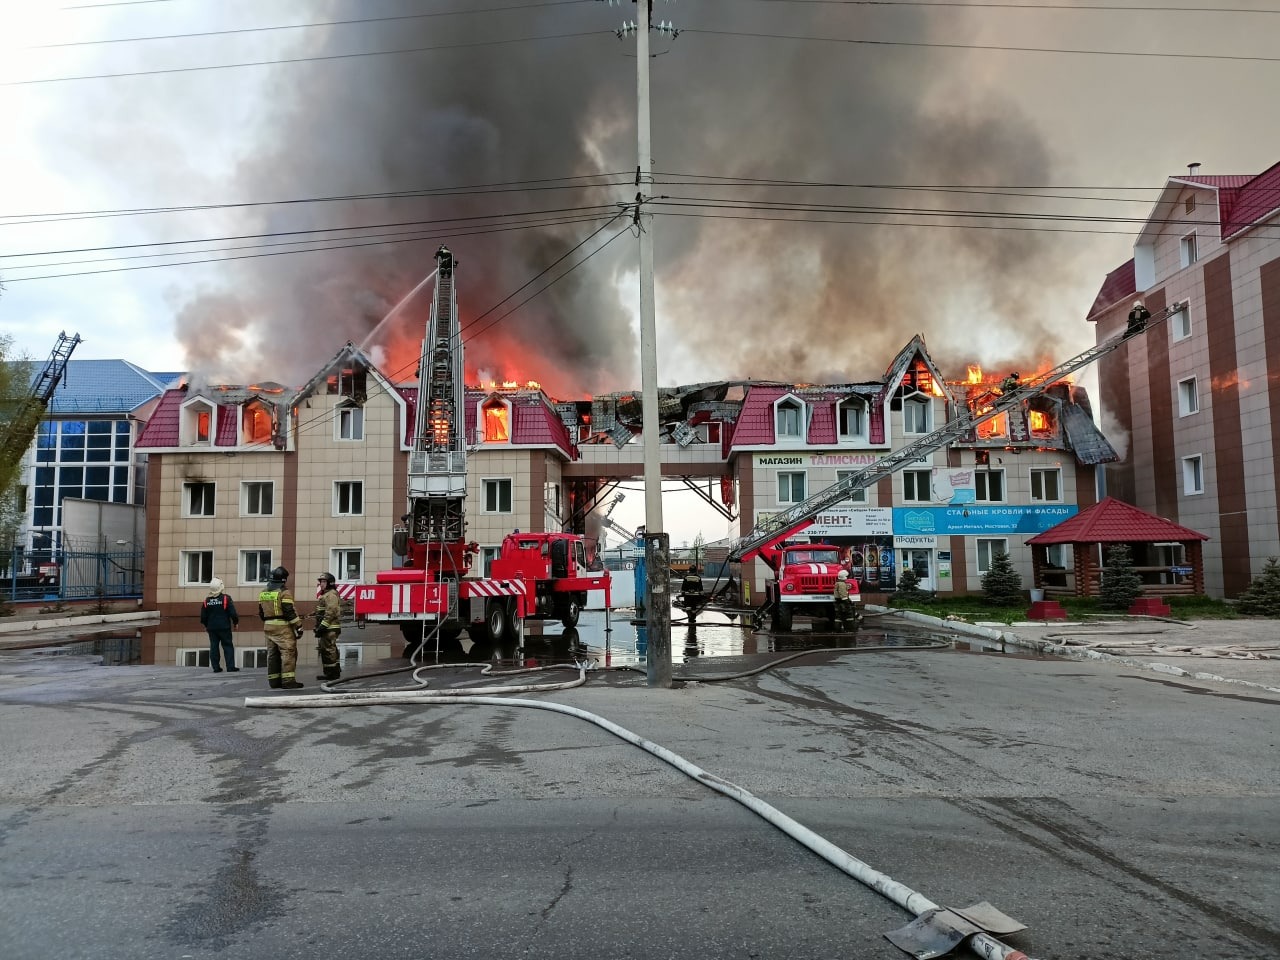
[259,566,304,689]
[314,572,343,683]
[1125,299,1151,338]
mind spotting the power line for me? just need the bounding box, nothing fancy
[685,27,1280,63]
[2,29,609,86]
[32,2,589,49]
[0,174,631,226]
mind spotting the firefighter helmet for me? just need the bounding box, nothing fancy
[317,572,336,587]
[837,569,849,580]
[268,566,290,582]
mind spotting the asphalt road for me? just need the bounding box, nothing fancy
[0,640,1276,960]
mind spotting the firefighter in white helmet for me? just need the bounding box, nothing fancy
[832,569,856,631]
[1125,299,1151,338]
[313,572,343,683]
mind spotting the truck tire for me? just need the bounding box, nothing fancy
[558,596,581,628]
[484,599,510,643]
[774,603,793,633]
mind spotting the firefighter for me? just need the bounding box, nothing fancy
[999,371,1021,394]
[314,572,343,683]
[259,566,304,689]
[1125,299,1151,338]
[832,569,855,631]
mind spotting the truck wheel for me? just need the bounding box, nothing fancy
[559,597,581,628]
[774,604,793,633]
[485,599,510,643]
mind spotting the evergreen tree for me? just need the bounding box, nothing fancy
[894,566,929,603]
[1236,557,1280,617]
[981,551,1024,606]
[1099,544,1143,610]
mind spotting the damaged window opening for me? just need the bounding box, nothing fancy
[327,366,367,401]
[243,402,272,444]
[483,400,510,442]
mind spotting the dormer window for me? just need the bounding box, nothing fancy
[903,396,930,434]
[482,397,511,443]
[242,401,273,445]
[775,397,805,441]
[182,399,216,446]
[837,397,867,440]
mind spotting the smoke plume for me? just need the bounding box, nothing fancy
[176,1,1078,395]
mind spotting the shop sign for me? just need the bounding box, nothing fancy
[894,535,937,548]
[892,505,1077,535]
[755,507,892,537]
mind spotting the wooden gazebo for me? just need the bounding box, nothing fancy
[1026,497,1209,599]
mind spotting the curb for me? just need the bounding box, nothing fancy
[869,606,1280,697]
[0,611,160,635]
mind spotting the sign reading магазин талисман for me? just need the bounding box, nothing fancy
[892,505,1077,536]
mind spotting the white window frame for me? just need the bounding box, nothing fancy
[976,538,1008,575]
[837,398,868,441]
[1182,454,1204,496]
[181,399,216,446]
[903,397,930,435]
[333,480,364,516]
[1180,231,1198,268]
[774,397,806,442]
[1029,468,1062,503]
[975,469,1005,503]
[903,469,932,503]
[1178,376,1199,417]
[240,480,274,517]
[835,470,868,504]
[337,644,364,667]
[331,547,365,583]
[239,549,272,586]
[482,477,513,514]
[777,471,807,504]
[177,648,211,668]
[336,405,365,442]
[183,481,215,518]
[239,647,269,669]
[1171,302,1192,341]
[180,549,214,586]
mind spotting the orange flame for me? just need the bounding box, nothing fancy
[1029,410,1050,432]
[966,364,983,384]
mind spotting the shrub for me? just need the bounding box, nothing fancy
[1099,544,1143,610]
[1236,557,1280,617]
[981,551,1024,606]
[894,567,930,604]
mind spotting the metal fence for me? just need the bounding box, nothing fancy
[3,545,144,603]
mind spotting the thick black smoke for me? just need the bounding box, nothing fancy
[176,1,1072,393]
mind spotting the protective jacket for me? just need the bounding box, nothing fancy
[318,588,342,630]
[259,586,302,628]
[201,593,239,631]
[833,580,852,602]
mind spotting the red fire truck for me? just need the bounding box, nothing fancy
[353,247,610,654]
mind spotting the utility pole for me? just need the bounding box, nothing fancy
[601,0,678,687]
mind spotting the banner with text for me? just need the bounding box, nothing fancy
[893,505,1077,536]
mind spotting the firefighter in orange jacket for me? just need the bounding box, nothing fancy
[313,572,343,683]
[259,566,304,689]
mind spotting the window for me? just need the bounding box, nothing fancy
[775,399,804,440]
[1180,232,1198,268]
[483,478,512,513]
[240,549,272,585]
[331,548,364,582]
[1172,303,1192,341]
[777,471,807,504]
[180,550,214,585]
[1178,376,1199,416]
[178,648,211,668]
[696,422,721,443]
[1030,468,1061,502]
[334,481,364,516]
[482,399,510,442]
[835,470,868,504]
[480,546,502,577]
[183,401,215,445]
[1185,195,1195,215]
[837,398,867,439]
[240,648,269,669]
[976,538,1008,575]
[903,469,932,503]
[241,481,274,516]
[903,398,930,434]
[975,469,1005,503]
[184,481,215,517]
[1182,455,1204,495]
[337,405,364,441]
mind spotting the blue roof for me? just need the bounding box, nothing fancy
[25,359,182,415]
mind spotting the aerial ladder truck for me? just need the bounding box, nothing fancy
[728,301,1184,632]
[1,331,82,494]
[353,247,611,656]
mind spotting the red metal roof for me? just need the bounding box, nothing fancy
[135,389,183,447]
[727,385,858,448]
[1085,258,1136,322]
[1217,161,1280,241]
[1026,496,1209,545]
[463,389,575,456]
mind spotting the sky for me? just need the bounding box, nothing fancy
[3,0,1280,545]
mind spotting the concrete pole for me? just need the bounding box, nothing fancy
[636,0,671,687]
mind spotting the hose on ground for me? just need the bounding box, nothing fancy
[246,645,1036,960]
[613,640,952,683]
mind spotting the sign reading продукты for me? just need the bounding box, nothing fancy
[891,505,1078,536]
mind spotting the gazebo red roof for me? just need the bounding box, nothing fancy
[1026,497,1209,545]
